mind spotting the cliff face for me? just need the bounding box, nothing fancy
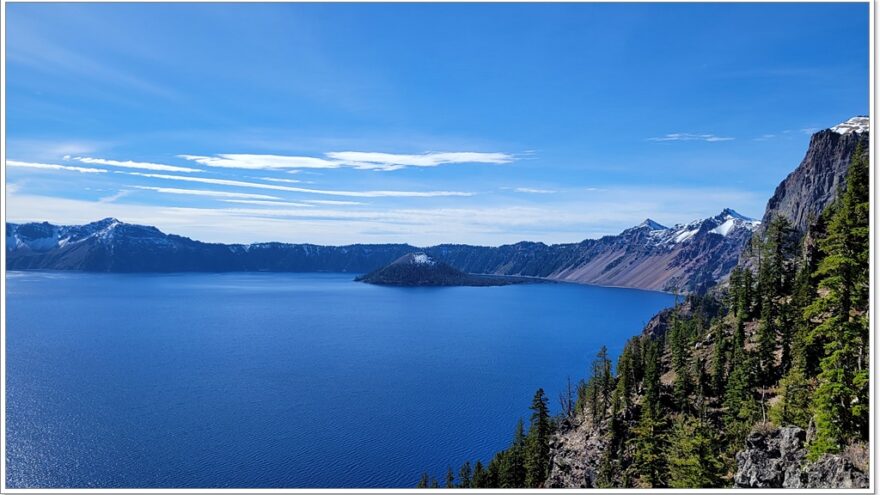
[760,117,869,233]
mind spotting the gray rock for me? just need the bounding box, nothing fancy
[760,129,868,234]
[734,426,868,489]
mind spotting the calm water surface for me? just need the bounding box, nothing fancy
[6,272,673,488]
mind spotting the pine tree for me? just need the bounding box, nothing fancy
[723,350,759,449]
[629,404,667,487]
[458,461,471,488]
[711,322,727,396]
[807,143,870,457]
[503,418,527,487]
[667,414,724,488]
[417,472,429,488]
[472,460,487,488]
[445,466,455,488]
[769,364,811,429]
[525,389,551,487]
[642,340,661,418]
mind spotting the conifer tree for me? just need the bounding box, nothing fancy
[711,322,727,396]
[629,404,667,487]
[417,472,429,488]
[445,466,455,488]
[458,461,471,488]
[525,389,551,487]
[667,415,724,488]
[472,460,487,488]
[807,143,870,457]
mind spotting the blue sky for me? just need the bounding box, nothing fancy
[5,3,869,245]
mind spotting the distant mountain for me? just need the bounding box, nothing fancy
[6,210,755,292]
[355,252,537,286]
[429,208,759,293]
[6,208,757,292]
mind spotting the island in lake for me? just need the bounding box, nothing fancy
[355,252,544,287]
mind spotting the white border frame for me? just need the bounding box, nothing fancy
[0,0,875,493]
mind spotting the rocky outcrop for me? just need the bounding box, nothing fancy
[760,118,868,234]
[733,426,868,489]
[545,418,604,488]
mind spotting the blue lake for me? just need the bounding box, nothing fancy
[5,272,673,488]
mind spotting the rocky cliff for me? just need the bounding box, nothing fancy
[760,116,868,234]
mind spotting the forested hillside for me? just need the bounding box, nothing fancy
[419,143,870,489]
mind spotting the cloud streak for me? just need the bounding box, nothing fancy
[7,160,108,174]
[126,172,473,198]
[133,186,280,200]
[71,156,202,173]
[648,133,734,142]
[514,187,557,194]
[179,151,514,172]
[222,200,315,207]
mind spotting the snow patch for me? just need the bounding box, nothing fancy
[831,116,869,135]
[412,253,435,265]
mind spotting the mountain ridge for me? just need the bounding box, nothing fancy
[6,208,758,293]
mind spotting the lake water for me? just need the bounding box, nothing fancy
[5,272,673,488]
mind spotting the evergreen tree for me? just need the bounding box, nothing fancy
[769,365,811,429]
[500,418,527,487]
[417,472,429,488]
[525,389,551,487]
[629,404,667,487]
[711,322,727,396]
[472,460,488,488]
[445,466,455,488]
[723,351,759,448]
[807,143,870,457]
[458,461,471,488]
[667,414,724,488]
[642,340,661,418]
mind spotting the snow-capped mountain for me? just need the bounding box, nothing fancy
[645,208,760,246]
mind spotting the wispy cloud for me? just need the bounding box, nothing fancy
[753,134,777,141]
[255,177,304,184]
[514,187,557,194]
[7,160,108,174]
[126,172,473,198]
[179,151,514,172]
[99,189,133,203]
[71,156,202,173]
[325,151,514,171]
[222,200,315,207]
[133,186,280,200]
[648,133,734,142]
[302,200,366,206]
